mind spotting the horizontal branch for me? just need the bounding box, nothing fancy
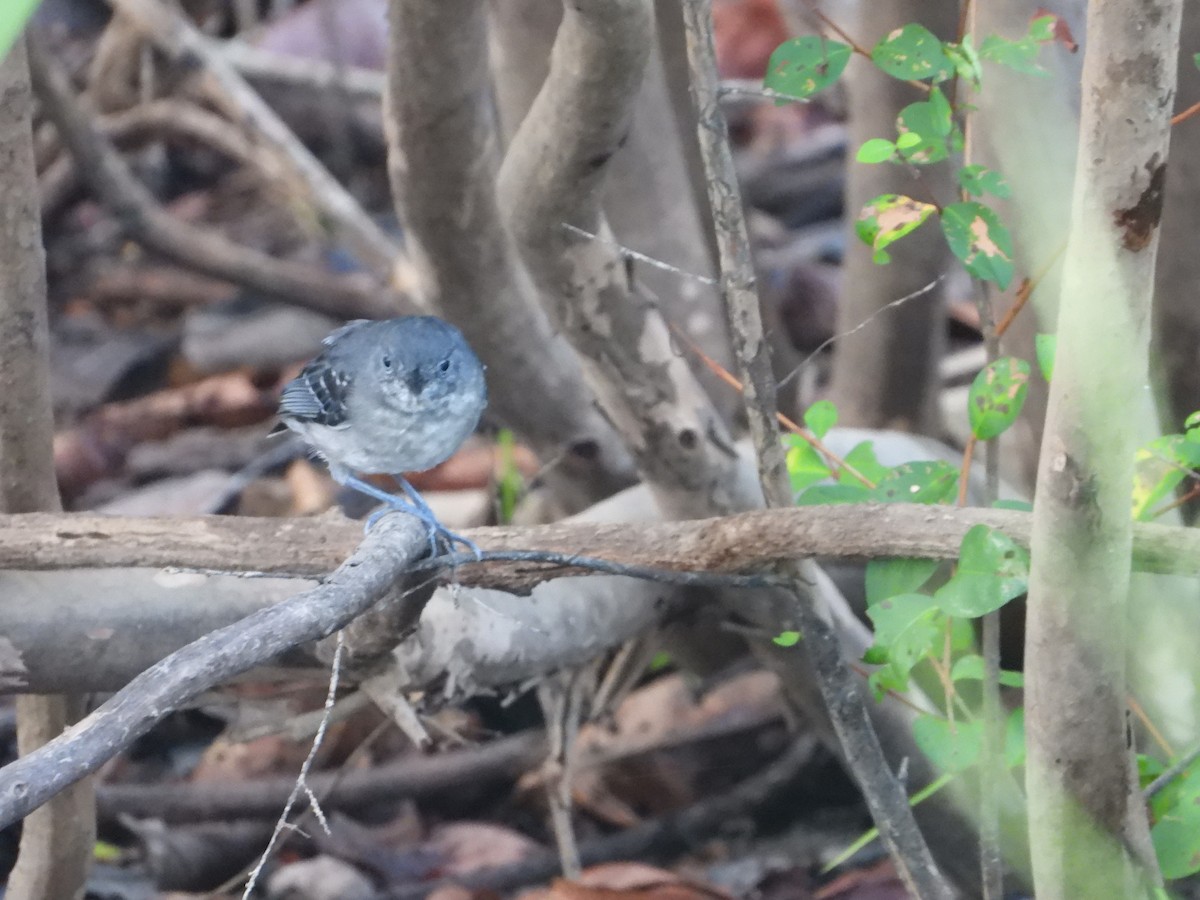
[0,504,1195,581]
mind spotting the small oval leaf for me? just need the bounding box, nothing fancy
[941,201,1015,288]
[968,356,1031,440]
[857,137,898,163]
[871,24,954,82]
[765,36,852,100]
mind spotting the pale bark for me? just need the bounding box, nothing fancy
[1024,1,1182,895]
[0,503,1194,580]
[973,0,1085,488]
[385,0,636,513]
[488,0,735,419]
[0,37,94,900]
[497,0,751,518]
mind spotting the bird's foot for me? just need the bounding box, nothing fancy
[346,475,481,560]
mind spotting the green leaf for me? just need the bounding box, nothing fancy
[968,356,1031,441]
[1006,708,1026,768]
[940,201,1015,289]
[773,630,801,647]
[856,138,897,163]
[1132,435,1200,520]
[1194,52,1200,71]
[993,498,1033,512]
[950,654,1024,687]
[944,37,983,89]
[1140,753,1166,788]
[957,164,1011,199]
[895,99,951,164]
[649,651,673,672]
[871,24,954,82]
[866,593,942,692]
[766,36,852,100]
[1027,14,1056,42]
[784,435,832,494]
[856,194,938,263]
[913,714,984,772]
[1035,333,1056,381]
[935,525,1029,618]
[928,87,953,133]
[873,461,960,505]
[838,441,891,485]
[865,558,939,607]
[1151,762,1200,820]
[979,33,1045,75]
[796,483,873,505]
[0,0,40,63]
[1186,411,1200,431]
[1153,815,1200,879]
[803,399,838,438]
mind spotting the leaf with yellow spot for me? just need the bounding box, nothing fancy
[856,194,937,264]
[941,201,1015,288]
[968,356,1030,441]
[765,37,852,101]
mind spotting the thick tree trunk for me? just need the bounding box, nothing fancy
[1023,2,1182,896]
[0,37,95,900]
[488,0,737,422]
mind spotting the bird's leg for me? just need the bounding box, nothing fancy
[395,475,483,561]
[337,473,481,559]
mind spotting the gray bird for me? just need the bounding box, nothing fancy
[276,316,487,556]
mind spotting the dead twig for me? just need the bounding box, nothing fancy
[105,0,403,282]
[27,36,397,321]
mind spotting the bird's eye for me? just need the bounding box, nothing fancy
[382,354,393,370]
[438,358,451,373]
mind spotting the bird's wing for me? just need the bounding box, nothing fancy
[278,356,354,427]
[321,319,372,347]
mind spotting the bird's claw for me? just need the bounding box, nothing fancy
[364,504,481,560]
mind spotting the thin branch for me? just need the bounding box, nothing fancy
[242,631,343,898]
[409,734,819,899]
[26,35,396,321]
[679,2,952,897]
[220,38,385,104]
[97,729,545,825]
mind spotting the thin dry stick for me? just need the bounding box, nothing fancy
[679,2,952,897]
[25,36,396,321]
[106,0,402,281]
[242,631,344,898]
[667,323,876,487]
